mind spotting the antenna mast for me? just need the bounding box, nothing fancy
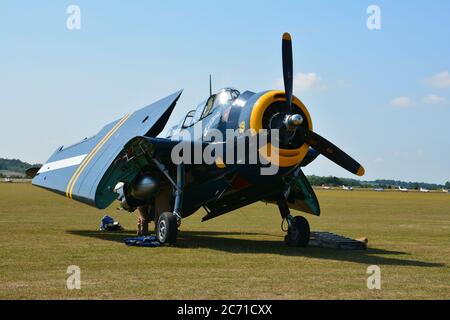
[209,74,212,96]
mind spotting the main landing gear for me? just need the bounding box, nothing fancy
[154,163,184,245]
[277,198,310,247]
[156,212,178,244]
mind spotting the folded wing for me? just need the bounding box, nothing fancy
[32,90,182,208]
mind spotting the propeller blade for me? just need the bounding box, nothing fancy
[279,32,364,176]
[298,128,365,176]
[282,32,293,112]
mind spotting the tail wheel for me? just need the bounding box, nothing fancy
[156,212,178,244]
[285,216,310,247]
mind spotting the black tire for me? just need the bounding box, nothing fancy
[285,216,310,247]
[156,212,178,244]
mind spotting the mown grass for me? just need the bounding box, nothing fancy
[0,183,449,299]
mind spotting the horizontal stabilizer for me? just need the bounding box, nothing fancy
[25,167,41,178]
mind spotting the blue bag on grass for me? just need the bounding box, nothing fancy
[100,215,123,231]
[123,236,161,247]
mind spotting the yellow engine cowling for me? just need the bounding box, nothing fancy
[249,90,313,167]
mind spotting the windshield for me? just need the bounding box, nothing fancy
[191,88,241,123]
[215,88,240,106]
[202,88,240,118]
[182,110,195,128]
[193,100,207,123]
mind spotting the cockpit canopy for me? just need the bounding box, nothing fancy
[193,88,240,123]
[215,88,240,105]
[166,88,240,138]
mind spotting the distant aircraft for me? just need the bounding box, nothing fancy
[374,187,384,192]
[4,177,12,183]
[420,187,430,193]
[342,185,353,191]
[397,186,408,192]
[321,185,332,190]
[442,189,449,194]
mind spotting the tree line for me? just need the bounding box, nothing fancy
[307,175,449,190]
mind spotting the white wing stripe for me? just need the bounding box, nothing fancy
[38,154,88,174]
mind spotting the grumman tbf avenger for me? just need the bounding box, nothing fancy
[28,33,365,247]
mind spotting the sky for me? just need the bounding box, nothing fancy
[1,0,449,184]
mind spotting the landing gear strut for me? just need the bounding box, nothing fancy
[155,163,185,245]
[277,198,310,247]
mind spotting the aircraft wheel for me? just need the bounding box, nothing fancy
[156,212,178,244]
[285,216,310,247]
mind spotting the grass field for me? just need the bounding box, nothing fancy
[0,183,449,299]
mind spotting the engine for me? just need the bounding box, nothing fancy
[119,174,160,211]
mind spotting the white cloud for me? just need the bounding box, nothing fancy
[423,94,447,105]
[424,71,450,89]
[390,97,414,108]
[276,72,325,93]
[294,72,324,92]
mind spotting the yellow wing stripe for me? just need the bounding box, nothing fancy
[65,115,126,197]
[67,114,130,199]
[68,113,131,199]
[65,114,131,199]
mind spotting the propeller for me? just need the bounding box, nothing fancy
[282,33,294,113]
[279,32,365,177]
[297,128,365,176]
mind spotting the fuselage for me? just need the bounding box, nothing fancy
[164,88,318,217]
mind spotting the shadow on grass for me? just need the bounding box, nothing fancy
[67,229,445,268]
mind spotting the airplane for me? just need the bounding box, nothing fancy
[321,185,332,190]
[397,186,409,192]
[342,185,353,191]
[4,177,13,183]
[420,187,430,193]
[373,187,384,192]
[442,189,449,194]
[26,33,365,247]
